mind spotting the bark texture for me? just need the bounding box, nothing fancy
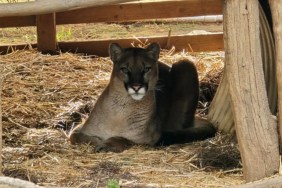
[269,0,282,147]
[224,0,279,181]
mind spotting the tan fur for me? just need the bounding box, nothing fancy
[69,43,216,152]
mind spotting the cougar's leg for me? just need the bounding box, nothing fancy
[95,137,134,153]
[69,125,101,145]
[164,60,199,130]
[157,118,216,146]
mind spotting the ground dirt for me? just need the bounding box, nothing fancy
[0,21,245,188]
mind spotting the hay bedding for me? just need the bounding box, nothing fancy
[0,48,243,187]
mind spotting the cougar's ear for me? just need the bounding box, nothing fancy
[146,43,160,61]
[109,43,123,63]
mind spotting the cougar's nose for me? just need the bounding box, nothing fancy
[132,84,142,92]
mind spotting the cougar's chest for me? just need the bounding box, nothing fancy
[101,94,153,139]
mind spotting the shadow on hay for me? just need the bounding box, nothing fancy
[3,168,40,184]
[196,134,241,171]
[55,102,94,131]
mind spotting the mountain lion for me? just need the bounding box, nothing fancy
[69,43,216,152]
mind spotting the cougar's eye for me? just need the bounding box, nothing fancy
[144,66,151,73]
[120,67,128,73]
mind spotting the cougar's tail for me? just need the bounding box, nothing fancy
[157,118,216,146]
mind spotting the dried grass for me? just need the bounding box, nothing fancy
[0,48,243,187]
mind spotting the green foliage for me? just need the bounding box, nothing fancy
[23,34,37,42]
[56,27,73,41]
[106,179,120,188]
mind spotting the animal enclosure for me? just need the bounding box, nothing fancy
[0,0,281,187]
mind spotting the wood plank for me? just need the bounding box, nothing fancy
[58,33,223,56]
[57,0,223,24]
[208,71,235,133]
[269,0,282,146]
[36,13,57,54]
[0,33,223,56]
[0,0,137,17]
[224,0,279,182]
[0,15,35,28]
[0,0,223,28]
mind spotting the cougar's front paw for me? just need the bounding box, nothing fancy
[95,143,125,153]
[95,137,133,153]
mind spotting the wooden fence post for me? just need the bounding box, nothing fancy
[0,69,2,175]
[224,0,279,181]
[269,0,282,146]
[36,13,57,54]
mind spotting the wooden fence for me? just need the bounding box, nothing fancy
[0,0,223,56]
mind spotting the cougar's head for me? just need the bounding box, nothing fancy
[109,43,160,101]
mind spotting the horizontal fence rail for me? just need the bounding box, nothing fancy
[0,0,223,27]
[0,33,223,56]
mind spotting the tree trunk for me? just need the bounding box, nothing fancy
[208,3,277,135]
[229,176,282,188]
[269,0,282,147]
[0,0,136,17]
[0,69,2,175]
[224,0,279,182]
